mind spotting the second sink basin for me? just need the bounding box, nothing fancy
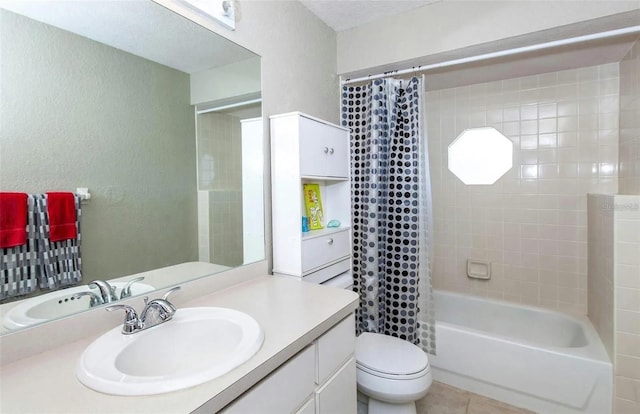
[76,307,264,395]
[2,281,155,330]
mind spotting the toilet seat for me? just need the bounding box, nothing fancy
[356,361,430,380]
[356,332,430,377]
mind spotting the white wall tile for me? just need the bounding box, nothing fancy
[616,355,640,379]
[617,287,640,312]
[606,195,640,414]
[617,265,640,288]
[616,332,640,357]
[619,39,640,195]
[614,397,640,414]
[429,63,620,315]
[615,376,639,401]
[616,242,640,266]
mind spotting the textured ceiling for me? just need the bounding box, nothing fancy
[300,0,442,31]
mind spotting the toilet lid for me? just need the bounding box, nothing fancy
[356,332,429,376]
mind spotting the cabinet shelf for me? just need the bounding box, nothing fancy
[302,226,350,241]
[301,175,348,182]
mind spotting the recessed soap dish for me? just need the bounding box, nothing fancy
[467,259,491,280]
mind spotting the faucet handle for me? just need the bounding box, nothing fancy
[162,286,181,301]
[106,304,140,334]
[120,276,145,299]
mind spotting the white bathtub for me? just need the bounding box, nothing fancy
[429,290,612,414]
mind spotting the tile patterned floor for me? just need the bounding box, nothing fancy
[416,382,536,414]
[357,381,536,414]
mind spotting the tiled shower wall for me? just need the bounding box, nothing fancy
[208,190,243,267]
[619,38,640,195]
[196,112,243,266]
[197,112,242,191]
[613,37,640,414]
[587,194,615,360]
[588,194,640,414]
[426,63,620,315]
[612,195,640,414]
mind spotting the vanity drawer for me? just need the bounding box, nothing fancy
[316,314,355,385]
[221,344,316,414]
[301,230,350,273]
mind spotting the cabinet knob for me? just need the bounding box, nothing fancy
[323,147,329,154]
[329,147,334,154]
[327,238,334,245]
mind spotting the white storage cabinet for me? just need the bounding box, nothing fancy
[270,112,351,284]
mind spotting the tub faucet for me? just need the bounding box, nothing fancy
[89,280,117,304]
[106,286,180,335]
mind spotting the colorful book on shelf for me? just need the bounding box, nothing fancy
[303,183,324,230]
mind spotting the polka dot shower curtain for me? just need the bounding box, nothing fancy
[341,76,436,355]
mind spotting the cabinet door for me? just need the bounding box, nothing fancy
[221,345,316,414]
[324,128,349,178]
[316,358,357,414]
[299,117,348,178]
[316,314,356,384]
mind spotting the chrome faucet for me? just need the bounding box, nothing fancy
[119,276,145,299]
[89,280,118,304]
[106,286,180,335]
[139,293,177,326]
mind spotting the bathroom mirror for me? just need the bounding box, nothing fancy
[0,1,264,333]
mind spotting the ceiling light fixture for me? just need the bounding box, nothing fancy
[175,0,235,30]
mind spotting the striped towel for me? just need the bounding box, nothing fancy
[0,195,39,299]
[34,193,83,289]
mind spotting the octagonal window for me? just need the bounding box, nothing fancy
[448,127,513,185]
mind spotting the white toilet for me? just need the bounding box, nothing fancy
[355,332,432,414]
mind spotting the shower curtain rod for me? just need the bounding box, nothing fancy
[340,25,640,85]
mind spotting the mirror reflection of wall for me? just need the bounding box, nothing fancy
[0,2,264,331]
[190,54,263,269]
[195,103,263,267]
[1,9,198,286]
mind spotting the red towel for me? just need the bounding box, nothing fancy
[0,192,28,248]
[47,192,77,242]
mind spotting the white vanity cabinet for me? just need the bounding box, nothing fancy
[270,112,352,285]
[220,314,357,414]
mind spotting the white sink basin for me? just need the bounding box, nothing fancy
[76,307,264,395]
[2,282,155,330]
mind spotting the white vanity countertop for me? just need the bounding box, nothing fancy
[0,276,359,414]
